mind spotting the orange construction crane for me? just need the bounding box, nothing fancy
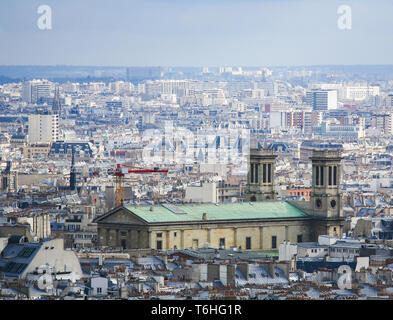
[113,164,168,207]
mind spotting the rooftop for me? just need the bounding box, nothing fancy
[125,201,309,223]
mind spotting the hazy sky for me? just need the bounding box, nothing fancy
[0,0,392,66]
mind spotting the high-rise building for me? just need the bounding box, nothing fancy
[27,111,59,144]
[306,89,338,111]
[22,80,51,104]
[22,82,33,103]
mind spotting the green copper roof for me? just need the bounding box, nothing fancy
[125,201,309,223]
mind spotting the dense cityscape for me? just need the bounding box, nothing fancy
[1,0,393,312]
[0,65,392,300]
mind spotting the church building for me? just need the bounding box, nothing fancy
[94,149,345,251]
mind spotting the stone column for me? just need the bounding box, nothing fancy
[99,228,105,246]
[233,227,238,247]
[137,230,141,249]
[259,226,264,249]
[105,228,110,246]
[116,229,120,248]
[180,230,185,249]
[166,230,170,250]
[147,231,152,249]
[127,230,132,249]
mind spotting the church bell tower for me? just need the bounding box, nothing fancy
[310,149,344,237]
[246,148,277,201]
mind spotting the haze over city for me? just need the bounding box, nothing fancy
[1,0,393,66]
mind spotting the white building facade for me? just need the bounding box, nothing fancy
[28,113,59,144]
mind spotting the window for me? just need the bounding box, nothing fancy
[246,237,251,250]
[333,166,337,185]
[250,164,254,183]
[121,239,126,249]
[156,240,162,250]
[97,287,102,294]
[174,232,177,237]
[328,166,332,186]
[219,238,225,249]
[297,234,303,243]
[320,166,324,186]
[120,231,127,237]
[157,233,162,238]
[255,164,259,183]
[267,164,272,183]
[271,236,277,249]
[192,239,199,249]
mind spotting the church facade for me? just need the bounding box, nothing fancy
[94,149,345,251]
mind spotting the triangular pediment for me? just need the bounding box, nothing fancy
[94,207,147,225]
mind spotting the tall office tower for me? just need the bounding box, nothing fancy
[22,82,33,103]
[35,81,51,102]
[246,148,277,201]
[27,111,59,144]
[22,80,51,103]
[306,89,338,111]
